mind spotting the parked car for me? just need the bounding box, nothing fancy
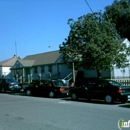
[0,78,22,92]
[68,79,130,104]
[24,79,70,98]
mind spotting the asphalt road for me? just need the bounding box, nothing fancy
[0,92,130,130]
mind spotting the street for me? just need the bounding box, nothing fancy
[0,92,130,130]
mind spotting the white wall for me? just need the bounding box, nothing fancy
[112,66,130,78]
[2,67,11,76]
[112,38,130,79]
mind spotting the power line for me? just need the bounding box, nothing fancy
[84,0,94,13]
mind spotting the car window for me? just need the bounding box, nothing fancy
[6,78,17,83]
[97,81,108,88]
[85,80,96,88]
[43,81,52,87]
[108,80,122,86]
[53,80,65,87]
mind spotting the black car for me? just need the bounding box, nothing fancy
[24,79,70,98]
[69,79,130,104]
[0,78,22,92]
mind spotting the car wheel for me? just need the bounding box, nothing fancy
[87,98,91,102]
[120,97,128,103]
[1,88,6,93]
[105,95,113,104]
[49,91,55,98]
[26,90,31,96]
[71,93,78,100]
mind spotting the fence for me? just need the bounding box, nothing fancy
[109,79,130,86]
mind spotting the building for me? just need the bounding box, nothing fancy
[111,38,130,79]
[11,50,72,83]
[0,55,19,77]
[8,38,130,83]
[10,50,111,84]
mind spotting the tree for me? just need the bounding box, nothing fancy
[59,12,130,78]
[104,0,130,40]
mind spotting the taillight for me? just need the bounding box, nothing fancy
[60,87,65,92]
[117,88,123,93]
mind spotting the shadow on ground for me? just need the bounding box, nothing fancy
[118,102,130,108]
[60,97,122,105]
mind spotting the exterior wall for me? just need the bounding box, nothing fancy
[2,67,11,77]
[111,39,130,79]
[112,66,130,79]
[30,64,60,80]
[58,63,72,79]
[83,69,110,78]
[28,64,72,80]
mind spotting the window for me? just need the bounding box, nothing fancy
[48,65,52,73]
[34,67,37,74]
[16,63,20,68]
[53,80,65,87]
[41,66,44,73]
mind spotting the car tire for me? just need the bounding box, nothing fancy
[1,88,6,93]
[26,90,32,96]
[120,97,128,103]
[71,93,78,100]
[105,95,113,104]
[87,98,91,102]
[49,91,55,98]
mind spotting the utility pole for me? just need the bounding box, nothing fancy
[72,62,75,83]
[15,41,17,56]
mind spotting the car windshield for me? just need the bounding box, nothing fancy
[53,80,65,87]
[108,80,122,86]
[6,78,17,83]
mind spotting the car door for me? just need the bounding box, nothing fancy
[91,80,108,99]
[38,80,53,96]
[85,80,97,98]
[81,80,96,98]
[76,86,88,98]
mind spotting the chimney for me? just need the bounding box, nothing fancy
[14,54,16,57]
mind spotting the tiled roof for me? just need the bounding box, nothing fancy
[0,55,19,67]
[22,50,61,66]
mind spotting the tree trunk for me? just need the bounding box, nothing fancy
[97,69,102,79]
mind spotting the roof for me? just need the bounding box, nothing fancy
[22,50,62,66]
[0,55,19,67]
[17,59,35,67]
[118,38,126,43]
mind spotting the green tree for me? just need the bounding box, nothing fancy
[59,12,130,78]
[104,0,130,40]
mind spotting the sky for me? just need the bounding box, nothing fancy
[0,0,114,61]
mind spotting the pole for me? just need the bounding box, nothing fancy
[15,41,17,56]
[72,62,75,83]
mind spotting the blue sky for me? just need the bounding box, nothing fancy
[0,0,114,61]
